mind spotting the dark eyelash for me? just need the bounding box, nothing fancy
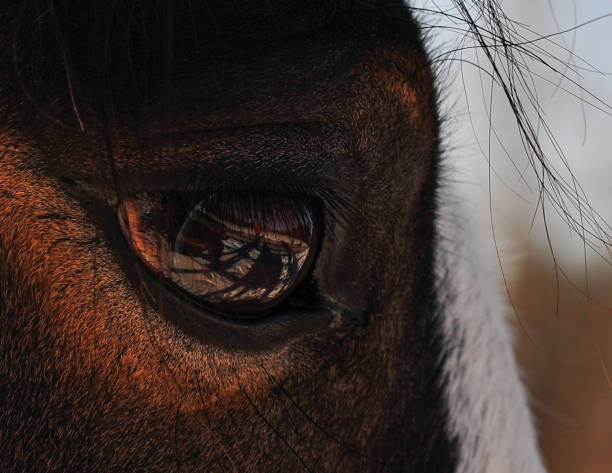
[143,191,321,256]
[121,178,358,233]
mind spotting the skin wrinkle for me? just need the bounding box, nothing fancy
[18,43,428,195]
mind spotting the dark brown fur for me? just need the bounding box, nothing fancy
[0,1,455,471]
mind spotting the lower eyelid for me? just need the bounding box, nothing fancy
[135,257,338,354]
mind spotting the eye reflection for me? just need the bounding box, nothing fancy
[118,192,318,316]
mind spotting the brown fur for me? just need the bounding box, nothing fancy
[0,1,455,471]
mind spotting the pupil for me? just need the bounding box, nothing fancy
[166,195,315,315]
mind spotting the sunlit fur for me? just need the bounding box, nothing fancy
[0,1,549,471]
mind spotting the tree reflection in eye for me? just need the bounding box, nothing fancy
[118,192,319,317]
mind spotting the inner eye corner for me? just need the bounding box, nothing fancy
[117,190,323,323]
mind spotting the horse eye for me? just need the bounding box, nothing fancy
[117,192,319,318]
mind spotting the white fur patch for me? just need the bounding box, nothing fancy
[434,180,547,473]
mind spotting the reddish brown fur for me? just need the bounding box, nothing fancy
[0,2,455,471]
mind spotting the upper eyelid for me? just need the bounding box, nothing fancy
[110,122,348,193]
[119,121,347,170]
[48,122,354,226]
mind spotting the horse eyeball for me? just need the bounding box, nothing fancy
[118,192,319,317]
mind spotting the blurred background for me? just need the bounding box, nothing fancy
[414,1,612,471]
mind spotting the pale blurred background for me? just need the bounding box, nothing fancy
[413,1,612,471]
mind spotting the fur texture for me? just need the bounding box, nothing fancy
[0,1,548,471]
[435,177,546,473]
